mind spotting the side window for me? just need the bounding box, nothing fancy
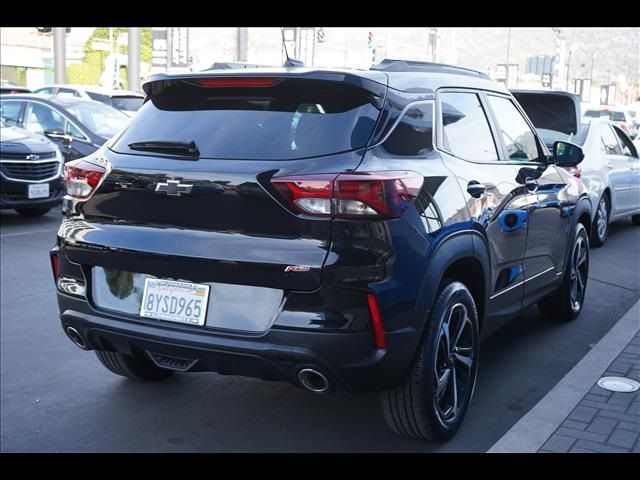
[24,103,65,135]
[0,101,24,126]
[487,95,541,162]
[87,91,109,103]
[600,124,622,155]
[66,120,87,141]
[382,103,434,156]
[34,87,54,95]
[440,92,497,161]
[612,126,637,157]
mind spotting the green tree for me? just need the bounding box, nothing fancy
[67,27,152,89]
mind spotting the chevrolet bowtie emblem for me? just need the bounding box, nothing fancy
[155,180,193,197]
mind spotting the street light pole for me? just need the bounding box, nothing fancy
[53,28,66,84]
[127,28,140,92]
[505,28,511,87]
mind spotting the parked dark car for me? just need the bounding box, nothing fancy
[0,94,130,163]
[0,118,64,216]
[51,60,592,441]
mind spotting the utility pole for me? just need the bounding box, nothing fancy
[236,27,248,62]
[53,28,66,84]
[505,28,511,87]
[128,28,140,92]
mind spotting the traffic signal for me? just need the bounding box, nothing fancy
[368,31,373,49]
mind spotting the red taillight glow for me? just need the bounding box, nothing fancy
[366,294,386,350]
[50,253,59,280]
[561,165,581,178]
[63,159,106,199]
[270,171,422,219]
[194,77,280,88]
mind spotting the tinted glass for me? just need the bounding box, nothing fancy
[57,88,79,98]
[24,103,65,134]
[487,95,541,162]
[584,109,600,118]
[113,79,380,160]
[86,91,110,104]
[111,96,144,112]
[382,103,433,156]
[600,124,622,155]
[608,111,625,122]
[440,92,497,161]
[34,87,54,94]
[64,102,130,138]
[0,100,24,126]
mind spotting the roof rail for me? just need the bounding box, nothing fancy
[371,59,490,79]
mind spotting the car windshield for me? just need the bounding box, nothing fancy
[63,101,130,138]
[110,96,144,112]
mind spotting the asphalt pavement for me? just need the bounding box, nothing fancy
[1,209,639,452]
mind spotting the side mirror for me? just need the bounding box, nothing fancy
[44,129,73,144]
[553,140,584,167]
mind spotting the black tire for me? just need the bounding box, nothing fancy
[15,207,51,217]
[95,350,174,381]
[632,214,640,226]
[381,280,480,441]
[538,222,589,321]
[590,194,609,247]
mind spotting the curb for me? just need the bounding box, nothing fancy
[487,299,640,453]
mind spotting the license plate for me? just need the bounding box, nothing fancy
[28,183,49,199]
[140,278,210,326]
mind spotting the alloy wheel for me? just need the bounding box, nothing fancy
[433,303,474,424]
[596,197,608,241]
[570,234,588,312]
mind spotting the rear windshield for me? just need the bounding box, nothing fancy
[112,78,381,160]
[111,96,144,112]
[584,109,626,122]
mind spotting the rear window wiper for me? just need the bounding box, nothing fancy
[128,140,200,157]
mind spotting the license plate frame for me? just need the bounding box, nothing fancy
[139,278,210,326]
[27,183,49,199]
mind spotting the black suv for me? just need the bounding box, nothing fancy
[51,60,592,441]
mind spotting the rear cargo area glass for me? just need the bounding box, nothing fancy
[112,79,380,160]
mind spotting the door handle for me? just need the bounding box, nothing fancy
[525,178,538,192]
[467,181,486,198]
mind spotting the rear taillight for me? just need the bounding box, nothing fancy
[271,171,422,219]
[561,165,581,178]
[63,159,106,199]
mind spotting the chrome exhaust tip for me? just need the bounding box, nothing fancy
[297,368,331,394]
[65,326,88,350]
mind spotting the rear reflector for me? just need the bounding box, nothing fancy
[63,159,106,199]
[50,252,59,280]
[194,77,280,87]
[366,294,386,350]
[271,171,422,219]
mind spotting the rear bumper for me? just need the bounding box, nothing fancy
[57,292,421,393]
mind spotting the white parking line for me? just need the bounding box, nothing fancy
[0,228,57,238]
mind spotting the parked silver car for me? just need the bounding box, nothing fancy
[32,84,144,117]
[512,90,640,246]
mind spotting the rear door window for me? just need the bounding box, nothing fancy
[601,124,623,155]
[440,92,498,162]
[112,78,381,160]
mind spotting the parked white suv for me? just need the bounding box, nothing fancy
[513,90,640,246]
[33,84,144,117]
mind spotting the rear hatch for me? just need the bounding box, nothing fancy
[511,90,582,147]
[64,72,387,293]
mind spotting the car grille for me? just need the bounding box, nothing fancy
[0,151,57,160]
[1,160,61,181]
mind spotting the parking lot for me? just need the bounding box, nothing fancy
[1,209,638,452]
